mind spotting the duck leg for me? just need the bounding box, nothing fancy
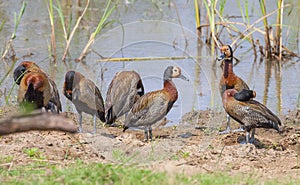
[78,113,83,133]
[144,129,149,141]
[249,128,256,143]
[219,114,231,134]
[245,128,256,144]
[91,114,97,134]
[148,127,153,141]
[245,131,250,144]
[143,127,153,141]
[232,126,245,133]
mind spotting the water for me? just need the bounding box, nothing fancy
[0,0,299,126]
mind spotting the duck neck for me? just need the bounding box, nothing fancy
[223,60,234,78]
[164,80,178,102]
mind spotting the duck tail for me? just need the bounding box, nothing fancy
[106,107,115,125]
[97,110,106,123]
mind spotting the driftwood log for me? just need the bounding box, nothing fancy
[0,112,77,135]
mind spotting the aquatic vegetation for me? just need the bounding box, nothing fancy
[196,0,299,61]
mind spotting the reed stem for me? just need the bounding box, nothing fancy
[62,0,90,62]
[276,0,284,60]
[47,0,57,64]
[1,2,27,60]
[194,0,201,30]
[77,0,116,62]
[259,0,272,58]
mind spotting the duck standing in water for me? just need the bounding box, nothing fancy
[123,66,188,141]
[222,89,281,143]
[63,71,105,133]
[218,45,250,134]
[13,61,62,113]
[105,71,144,126]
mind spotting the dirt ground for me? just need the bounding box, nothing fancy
[0,107,300,181]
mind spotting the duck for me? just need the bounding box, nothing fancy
[63,70,105,133]
[13,61,41,85]
[123,66,188,141]
[222,89,281,143]
[218,45,250,134]
[17,71,51,110]
[13,61,62,113]
[105,70,144,126]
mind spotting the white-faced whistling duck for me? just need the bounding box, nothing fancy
[218,45,250,134]
[17,71,51,110]
[123,66,189,141]
[13,61,62,113]
[105,71,144,126]
[222,89,281,144]
[63,70,105,133]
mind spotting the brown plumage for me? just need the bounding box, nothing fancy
[218,45,250,134]
[222,89,281,143]
[14,61,41,85]
[123,66,188,141]
[13,61,62,113]
[63,70,105,133]
[17,71,51,110]
[105,71,144,125]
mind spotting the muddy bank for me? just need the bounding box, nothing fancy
[0,108,299,180]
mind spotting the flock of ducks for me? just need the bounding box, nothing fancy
[13,45,282,143]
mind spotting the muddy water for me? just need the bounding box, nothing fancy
[0,0,299,126]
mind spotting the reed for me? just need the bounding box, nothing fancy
[60,0,90,62]
[275,0,284,60]
[1,1,27,60]
[259,0,272,58]
[54,0,70,42]
[203,0,217,55]
[197,0,297,61]
[0,2,26,105]
[4,62,18,105]
[235,0,257,58]
[194,0,201,31]
[96,56,198,62]
[46,0,57,64]
[77,0,117,62]
[0,19,6,33]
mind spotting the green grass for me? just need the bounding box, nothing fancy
[0,160,299,185]
[23,147,45,159]
[77,0,118,61]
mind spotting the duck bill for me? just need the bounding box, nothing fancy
[178,74,189,81]
[65,90,73,100]
[217,53,225,61]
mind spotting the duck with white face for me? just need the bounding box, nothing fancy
[218,45,250,134]
[123,66,189,141]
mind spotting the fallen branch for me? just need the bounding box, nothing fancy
[0,112,77,135]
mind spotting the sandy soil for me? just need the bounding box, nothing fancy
[0,107,299,181]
